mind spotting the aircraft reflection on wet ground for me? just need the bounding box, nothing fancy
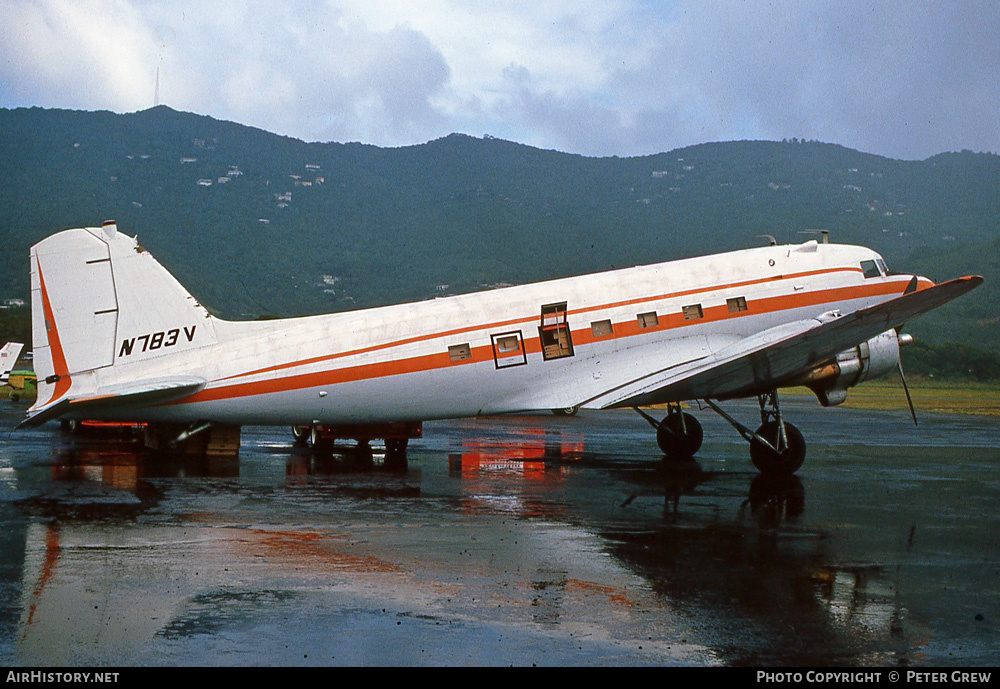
[1,399,997,666]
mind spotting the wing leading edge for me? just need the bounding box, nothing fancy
[587,275,984,409]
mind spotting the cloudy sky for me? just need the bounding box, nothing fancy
[2,0,997,159]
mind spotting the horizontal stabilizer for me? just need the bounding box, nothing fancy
[19,376,206,428]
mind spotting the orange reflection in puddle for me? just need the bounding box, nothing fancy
[233,528,404,574]
[566,578,634,608]
[22,523,60,634]
[51,461,140,492]
[449,426,584,519]
[448,427,583,479]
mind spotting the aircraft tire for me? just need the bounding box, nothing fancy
[309,425,332,452]
[656,412,703,460]
[292,425,310,446]
[552,406,579,416]
[749,421,806,475]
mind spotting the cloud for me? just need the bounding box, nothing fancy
[142,2,451,145]
[1,0,157,109]
[634,1,1000,158]
[1,0,998,158]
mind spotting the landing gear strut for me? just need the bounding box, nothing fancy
[748,392,805,475]
[636,392,807,474]
[634,403,703,461]
[704,391,806,475]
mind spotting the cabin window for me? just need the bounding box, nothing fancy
[539,302,574,360]
[860,260,881,278]
[637,311,659,329]
[591,319,613,337]
[491,331,527,368]
[682,304,704,320]
[448,343,472,361]
[727,296,748,313]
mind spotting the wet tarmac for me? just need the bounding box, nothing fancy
[0,397,997,667]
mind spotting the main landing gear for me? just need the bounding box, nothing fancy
[634,403,704,461]
[742,392,805,475]
[291,423,416,469]
[636,391,807,476]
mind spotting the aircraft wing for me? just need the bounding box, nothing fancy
[587,275,983,409]
[19,376,207,428]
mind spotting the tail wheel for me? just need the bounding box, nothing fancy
[750,421,806,475]
[656,412,703,460]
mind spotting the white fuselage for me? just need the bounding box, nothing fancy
[69,239,918,426]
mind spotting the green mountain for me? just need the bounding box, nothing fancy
[1,106,996,360]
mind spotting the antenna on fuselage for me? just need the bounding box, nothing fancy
[756,234,777,246]
[800,229,830,244]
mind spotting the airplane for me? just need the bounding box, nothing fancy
[1,341,24,384]
[20,220,981,474]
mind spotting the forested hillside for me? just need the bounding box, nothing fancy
[1,106,996,363]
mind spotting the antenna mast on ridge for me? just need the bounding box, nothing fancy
[152,24,175,107]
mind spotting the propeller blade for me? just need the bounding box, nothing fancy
[898,360,918,426]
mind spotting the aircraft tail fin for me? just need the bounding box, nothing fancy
[0,342,23,384]
[28,221,217,420]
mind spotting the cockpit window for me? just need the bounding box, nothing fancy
[877,258,890,275]
[860,260,881,278]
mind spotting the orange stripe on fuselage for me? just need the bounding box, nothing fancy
[35,259,72,406]
[218,265,867,383]
[175,272,917,407]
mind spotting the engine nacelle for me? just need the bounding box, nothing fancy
[797,330,909,407]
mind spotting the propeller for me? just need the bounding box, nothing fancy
[898,360,918,426]
[896,329,918,426]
